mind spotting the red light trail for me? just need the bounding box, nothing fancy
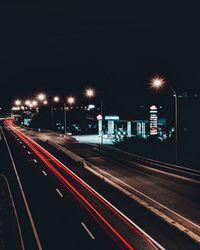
[4,119,162,250]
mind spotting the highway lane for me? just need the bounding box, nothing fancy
[1,129,125,249]
[7,125,200,249]
[2,122,165,250]
[35,131,200,237]
[0,129,40,250]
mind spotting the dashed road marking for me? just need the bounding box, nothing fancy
[81,222,95,240]
[56,188,63,198]
[42,171,47,176]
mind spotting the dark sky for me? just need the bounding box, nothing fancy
[0,1,199,109]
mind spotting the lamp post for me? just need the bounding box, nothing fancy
[64,96,75,135]
[149,76,178,163]
[85,88,103,145]
[48,96,74,135]
[50,96,60,131]
[37,93,61,131]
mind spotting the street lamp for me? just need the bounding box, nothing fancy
[63,96,75,135]
[15,99,21,106]
[85,88,95,98]
[25,100,31,106]
[53,96,60,102]
[37,93,46,101]
[43,100,48,105]
[150,76,178,163]
[50,96,60,131]
[84,88,103,145]
[67,96,75,106]
[32,100,38,107]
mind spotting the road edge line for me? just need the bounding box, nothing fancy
[1,128,43,250]
[0,174,25,250]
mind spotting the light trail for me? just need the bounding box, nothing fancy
[4,120,164,250]
[10,127,135,250]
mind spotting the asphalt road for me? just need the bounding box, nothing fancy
[1,124,200,249]
[32,130,200,237]
[0,132,122,249]
[0,124,161,250]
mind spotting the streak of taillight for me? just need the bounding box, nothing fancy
[9,124,159,250]
[10,127,135,250]
[13,127,155,247]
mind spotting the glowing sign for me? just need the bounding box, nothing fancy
[150,105,158,135]
[87,104,95,110]
[105,115,119,121]
[97,114,103,120]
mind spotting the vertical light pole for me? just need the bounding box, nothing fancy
[85,88,104,146]
[51,96,60,131]
[149,76,178,163]
[14,99,22,122]
[63,100,67,135]
[65,96,75,135]
[55,98,69,135]
[37,93,46,102]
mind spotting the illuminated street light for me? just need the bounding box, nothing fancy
[85,88,95,98]
[32,100,38,106]
[67,96,75,105]
[15,99,21,106]
[37,93,46,101]
[84,87,103,145]
[149,76,165,90]
[149,75,178,163]
[53,96,60,102]
[25,100,31,106]
[43,100,48,105]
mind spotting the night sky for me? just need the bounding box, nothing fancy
[0,1,199,113]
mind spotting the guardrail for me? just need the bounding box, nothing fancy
[97,145,200,181]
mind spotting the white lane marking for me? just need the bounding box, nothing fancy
[1,128,42,250]
[81,222,95,240]
[34,159,37,163]
[56,188,63,197]
[92,166,200,231]
[20,141,22,144]
[23,145,26,148]
[42,171,47,176]
[27,151,31,155]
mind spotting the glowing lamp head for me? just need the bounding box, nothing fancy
[53,96,60,102]
[32,100,38,106]
[43,100,48,105]
[25,100,31,106]
[15,99,21,106]
[37,93,46,101]
[85,88,95,98]
[150,76,165,90]
[67,96,75,105]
